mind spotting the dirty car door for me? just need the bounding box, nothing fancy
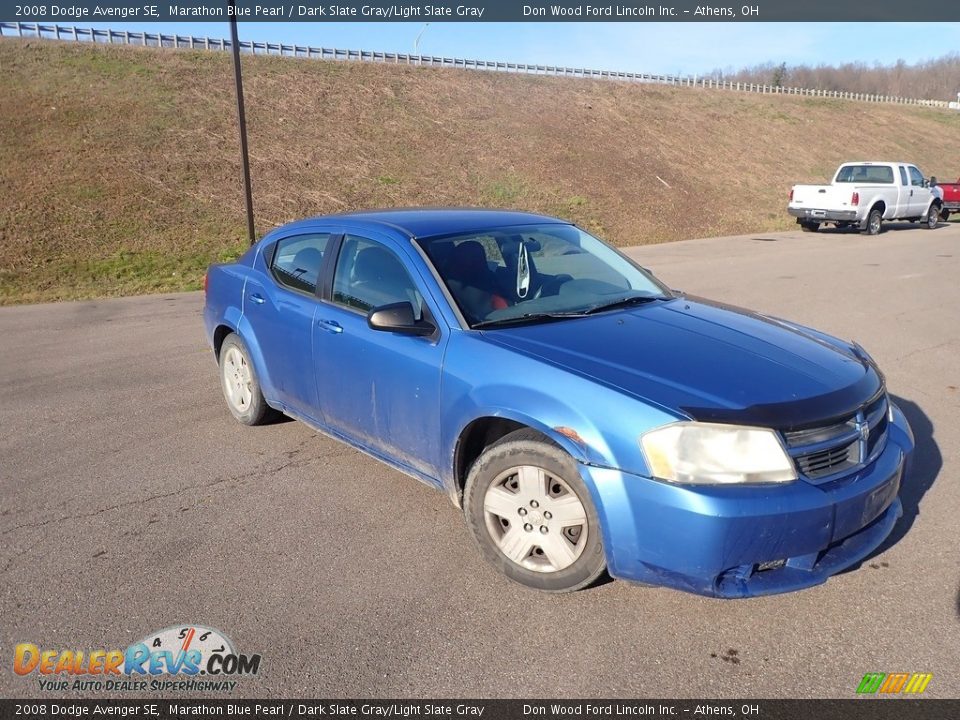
[244,232,332,421]
[313,233,447,481]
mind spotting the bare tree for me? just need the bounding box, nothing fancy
[717,54,960,100]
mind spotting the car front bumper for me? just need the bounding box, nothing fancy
[580,403,914,598]
[788,207,860,223]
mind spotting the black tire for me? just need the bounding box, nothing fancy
[463,428,606,593]
[864,207,883,236]
[941,209,950,222]
[800,221,819,233]
[218,333,275,426]
[926,204,941,229]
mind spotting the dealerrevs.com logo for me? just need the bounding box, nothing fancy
[14,625,261,693]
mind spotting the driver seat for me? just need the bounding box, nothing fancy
[446,241,509,317]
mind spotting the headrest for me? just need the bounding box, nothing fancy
[450,241,489,277]
[354,246,405,283]
[291,247,323,279]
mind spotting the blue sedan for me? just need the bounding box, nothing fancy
[203,209,912,597]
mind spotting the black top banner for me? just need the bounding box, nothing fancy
[2,0,960,22]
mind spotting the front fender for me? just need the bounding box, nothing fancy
[445,394,608,466]
[440,400,606,506]
[438,333,681,502]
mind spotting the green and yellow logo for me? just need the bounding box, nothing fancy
[856,672,932,695]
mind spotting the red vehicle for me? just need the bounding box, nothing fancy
[938,177,960,220]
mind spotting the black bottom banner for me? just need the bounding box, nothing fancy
[1,699,958,720]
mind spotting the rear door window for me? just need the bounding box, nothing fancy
[270,234,331,294]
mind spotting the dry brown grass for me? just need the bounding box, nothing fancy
[2,39,959,304]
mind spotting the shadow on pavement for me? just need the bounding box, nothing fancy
[861,395,941,563]
[804,221,947,235]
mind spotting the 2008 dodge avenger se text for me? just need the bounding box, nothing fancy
[203,209,913,597]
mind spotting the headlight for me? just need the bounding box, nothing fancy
[640,422,797,485]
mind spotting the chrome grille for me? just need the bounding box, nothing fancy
[783,393,889,482]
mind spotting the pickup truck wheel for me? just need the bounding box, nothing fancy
[942,210,951,222]
[800,221,819,232]
[219,333,275,426]
[926,206,940,229]
[865,208,883,236]
[463,429,606,593]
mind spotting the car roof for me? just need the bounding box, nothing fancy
[271,208,568,240]
[840,161,913,166]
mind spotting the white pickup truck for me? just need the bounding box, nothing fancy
[788,161,943,235]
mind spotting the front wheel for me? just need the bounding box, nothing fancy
[926,205,941,229]
[463,429,606,592]
[864,208,883,236]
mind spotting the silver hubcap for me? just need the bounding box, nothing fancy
[222,346,253,412]
[483,465,588,573]
[870,214,880,233]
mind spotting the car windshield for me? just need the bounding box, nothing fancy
[415,224,671,328]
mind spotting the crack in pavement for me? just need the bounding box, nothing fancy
[0,439,341,539]
[1,536,45,575]
[895,338,958,363]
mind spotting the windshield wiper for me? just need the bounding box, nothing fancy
[473,311,588,329]
[581,295,667,315]
[474,297,667,328]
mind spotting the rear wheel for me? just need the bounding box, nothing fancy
[800,221,820,233]
[941,209,951,222]
[463,429,606,592]
[219,333,275,426]
[865,208,883,236]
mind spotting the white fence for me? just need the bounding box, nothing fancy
[1,21,952,109]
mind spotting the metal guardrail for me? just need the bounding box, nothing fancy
[0,21,952,109]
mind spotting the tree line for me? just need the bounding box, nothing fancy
[713,55,960,101]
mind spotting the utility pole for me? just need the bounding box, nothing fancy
[229,1,256,246]
[414,23,429,56]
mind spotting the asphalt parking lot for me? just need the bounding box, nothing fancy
[2,222,958,699]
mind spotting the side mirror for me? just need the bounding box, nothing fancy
[367,302,435,336]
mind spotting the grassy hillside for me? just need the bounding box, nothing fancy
[2,39,959,304]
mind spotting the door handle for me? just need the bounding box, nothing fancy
[317,319,343,334]
[248,293,265,305]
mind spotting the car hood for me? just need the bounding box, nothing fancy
[480,297,882,430]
